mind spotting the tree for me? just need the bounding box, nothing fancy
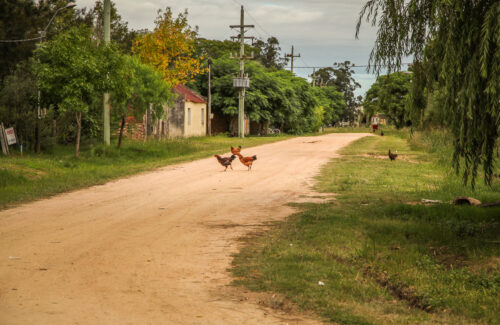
[363,72,412,128]
[311,62,361,122]
[191,57,334,135]
[311,67,335,87]
[34,27,121,157]
[110,55,172,148]
[0,61,37,148]
[312,86,346,126]
[132,8,205,86]
[356,0,500,186]
[194,38,256,61]
[253,37,287,69]
[0,0,78,83]
[78,0,141,54]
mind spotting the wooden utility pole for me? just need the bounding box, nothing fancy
[230,6,254,138]
[103,0,111,146]
[285,45,301,74]
[207,57,212,136]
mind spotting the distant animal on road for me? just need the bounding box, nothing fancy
[214,154,237,171]
[388,149,398,161]
[236,153,257,171]
[231,145,242,155]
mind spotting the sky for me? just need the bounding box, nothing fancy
[75,0,384,97]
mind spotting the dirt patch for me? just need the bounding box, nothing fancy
[357,153,419,164]
[364,265,434,312]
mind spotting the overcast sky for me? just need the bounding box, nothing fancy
[75,0,382,96]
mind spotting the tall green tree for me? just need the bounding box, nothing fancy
[356,0,500,186]
[110,55,172,148]
[0,0,78,82]
[34,27,122,157]
[363,72,412,128]
[0,61,37,148]
[311,62,361,122]
[253,37,287,69]
[78,0,141,54]
[194,38,256,60]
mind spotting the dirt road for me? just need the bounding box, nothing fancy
[0,133,367,324]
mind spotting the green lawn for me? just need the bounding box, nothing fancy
[232,130,500,324]
[0,135,290,210]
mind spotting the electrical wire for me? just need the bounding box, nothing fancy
[0,36,42,43]
[231,0,413,71]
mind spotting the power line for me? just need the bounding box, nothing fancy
[293,63,413,69]
[0,36,42,43]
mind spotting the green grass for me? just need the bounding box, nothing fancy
[232,130,500,324]
[0,135,291,210]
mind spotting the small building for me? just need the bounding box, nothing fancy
[371,114,387,125]
[167,84,207,138]
[120,85,207,139]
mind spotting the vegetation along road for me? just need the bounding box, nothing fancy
[0,133,367,324]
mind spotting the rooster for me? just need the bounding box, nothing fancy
[388,149,398,161]
[236,153,257,171]
[214,154,237,171]
[231,145,242,155]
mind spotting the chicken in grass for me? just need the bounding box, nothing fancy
[214,154,237,171]
[388,149,398,161]
[231,145,242,155]
[236,153,257,171]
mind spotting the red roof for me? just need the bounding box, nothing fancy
[174,84,206,104]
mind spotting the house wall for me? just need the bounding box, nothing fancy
[183,101,207,137]
[168,97,185,138]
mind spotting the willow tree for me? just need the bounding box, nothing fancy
[356,0,499,186]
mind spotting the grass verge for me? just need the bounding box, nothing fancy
[232,130,500,324]
[0,135,291,210]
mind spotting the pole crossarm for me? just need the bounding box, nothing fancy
[285,45,301,73]
[229,24,255,28]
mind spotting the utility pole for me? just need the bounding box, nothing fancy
[103,0,111,146]
[207,57,212,136]
[230,6,254,138]
[285,45,301,74]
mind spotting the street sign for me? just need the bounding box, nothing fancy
[233,77,250,88]
[5,127,16,145]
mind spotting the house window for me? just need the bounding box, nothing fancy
[201,108,205,125]
[188,107,191,126]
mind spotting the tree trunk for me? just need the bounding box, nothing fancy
[118,114,125,149]
[52,119,57,138]
[35,117,41,153]
[75,112,82,158]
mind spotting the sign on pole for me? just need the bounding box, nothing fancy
[4,127,17,145]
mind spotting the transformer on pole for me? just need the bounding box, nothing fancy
[229,6,254,138]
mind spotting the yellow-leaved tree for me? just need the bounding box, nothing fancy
[132,8,205,85]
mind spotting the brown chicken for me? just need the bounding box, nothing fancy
[388,149,398,161]
[236,153,257,171]
[231,145,242,155]
[214,154,237,171]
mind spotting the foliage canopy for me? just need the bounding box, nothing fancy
[132,8,205,86]
[356,0,500,186]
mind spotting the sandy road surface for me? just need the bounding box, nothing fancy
[0,133,367,325]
